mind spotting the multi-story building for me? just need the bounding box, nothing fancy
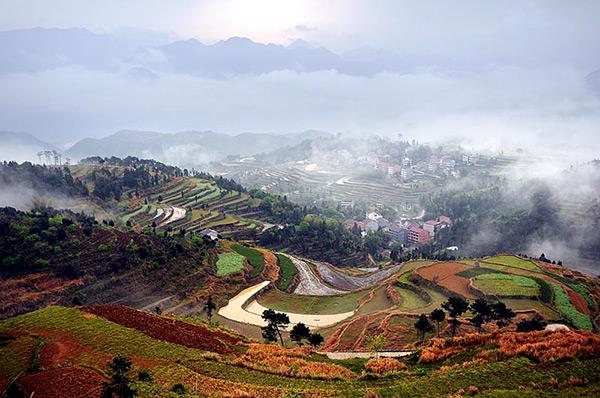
[408,225,431,245]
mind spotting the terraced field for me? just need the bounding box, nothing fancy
[416,262,476,298]
[121,177,263,236]
[229,162,431,213]
[482,255,541,271]
[472,273,540,297]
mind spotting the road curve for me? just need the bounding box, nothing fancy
[218,281,354,330]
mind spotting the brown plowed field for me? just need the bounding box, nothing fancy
[18,367,105,398]
[83,305,244,354]
[416,262,476,299]
[567,288,591,315]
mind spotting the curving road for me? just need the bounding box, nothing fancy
[218,281,354,329]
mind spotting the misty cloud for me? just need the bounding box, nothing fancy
[1,64,599,159]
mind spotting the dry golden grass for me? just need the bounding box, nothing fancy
[230,344,354,380]
[258,249,280,282]
[420,330,600,364]
[364,358,407,374]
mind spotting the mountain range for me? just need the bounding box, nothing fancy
[0,27,407,77]
[0,129,331,166]
[0,131,59,163]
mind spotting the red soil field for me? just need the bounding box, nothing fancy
[18,367,105,398]
[40,341,95,368]
[416,262,476,298]
[83,305,243,354]
[566,288,591,315]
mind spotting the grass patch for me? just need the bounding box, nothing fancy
[456,267,505,278]
[483,255,540,271]
[550,283,592,330]
[394,287,428,311]
[231,244,264,278]
[276,254,298,290]
[257,289,364,314]
[472,273,539,297]
[216,252,246,277]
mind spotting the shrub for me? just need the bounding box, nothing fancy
[35,258,50,267]
[171,383,186,394]
[365,358,407,374]
[531,277,552,303]
[138,370,152,382]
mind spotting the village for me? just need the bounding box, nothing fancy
[344,207,453,258]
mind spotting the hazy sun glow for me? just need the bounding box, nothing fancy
[190,0,318,44]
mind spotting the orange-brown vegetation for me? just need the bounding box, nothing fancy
[498,330,600,362]
[258,249,279,282]
[364,358,407,374]
[385,284,401,304]
[230,344,354,380]
[420,330,600,364]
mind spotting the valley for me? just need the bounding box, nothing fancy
[1,156,599,397]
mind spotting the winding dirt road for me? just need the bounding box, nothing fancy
[218,281,354,329]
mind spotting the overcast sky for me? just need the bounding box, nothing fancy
[1,0,599,155]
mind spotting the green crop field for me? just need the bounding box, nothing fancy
[472,273,539,297]
[257,289,365,314]
[483,255,541,271]
[231,244,264,278]
[551,283,593,330]
[394,286,428,311]
[216,252,246,276]
[276,254,298,290]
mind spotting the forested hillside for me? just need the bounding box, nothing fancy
[0,207,250,319]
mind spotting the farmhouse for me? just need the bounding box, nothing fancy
[199,228,219,241]
[366,211,383,221]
